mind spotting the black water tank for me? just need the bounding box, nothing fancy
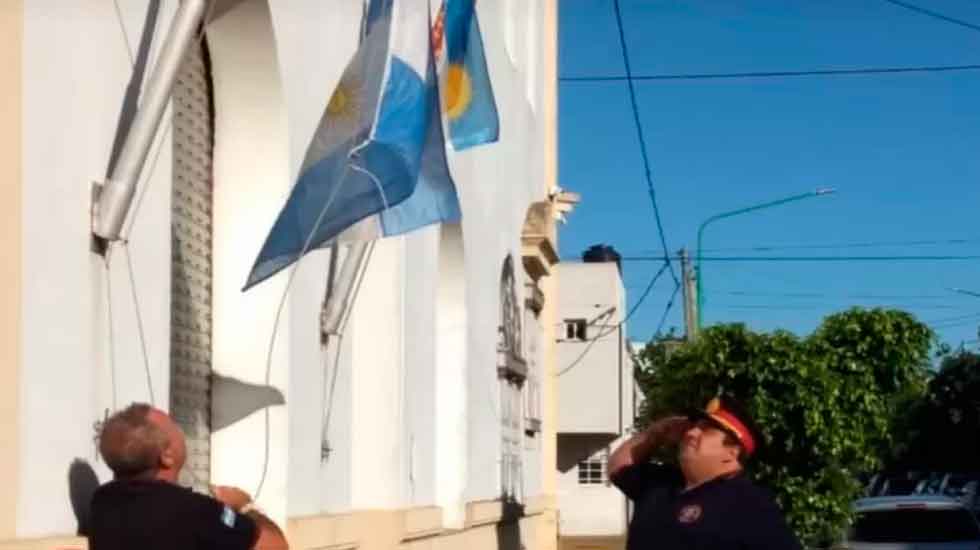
[582,244,622,273]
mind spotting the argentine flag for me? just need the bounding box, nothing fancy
[244,0,459,290]
[434,0,499,151]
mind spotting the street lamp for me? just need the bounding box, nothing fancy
[948,287,980,299]
[696,188,836,328]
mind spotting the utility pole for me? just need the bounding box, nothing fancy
[680,248,698,340]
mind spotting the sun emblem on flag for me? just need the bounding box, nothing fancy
[302,70,364,172]
[327,75,361,122]
[446,63,472,119]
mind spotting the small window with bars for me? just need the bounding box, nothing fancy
[564,319,587,341]
[577,456,607,485]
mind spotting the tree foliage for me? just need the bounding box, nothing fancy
[634,308,933,546]
[894,350,980,471]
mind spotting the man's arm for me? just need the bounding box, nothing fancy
[213,486,289,549]
[244,510,288,550]
[608,415,690,479]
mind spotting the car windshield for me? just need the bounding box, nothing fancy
[851,508,980,543]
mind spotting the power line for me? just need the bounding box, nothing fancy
[611,0,679,286]
[928,311,980,325]
[654,281,681,338]
[721,290,952,300]
[718,303,968,311]
[560,63,980,82]
[718,304,822,311]
[622,254,980,263]
[688,237,980,254]
[881,0,980,34]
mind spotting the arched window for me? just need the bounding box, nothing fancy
[498,255,526,502]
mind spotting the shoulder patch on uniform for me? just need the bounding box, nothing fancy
[678,504,702,524]
[221,505,237,528]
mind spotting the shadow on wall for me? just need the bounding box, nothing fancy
[556,434,619,474]
[497,500,526,550]
[68,459,101,536]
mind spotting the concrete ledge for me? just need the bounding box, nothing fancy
[464,500,503,528]
[524,494,555,517]
[558,535,625,550]
[287,510,375,550]
[0,537,86,550]
[400,506,443,541]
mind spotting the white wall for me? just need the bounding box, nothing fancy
[556,262,635,537]
[18,0,175,537]
[207,0,293,523]
[557,435,628,537]
[557,262,629,434]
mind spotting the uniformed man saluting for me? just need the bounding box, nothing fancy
[609,396,802,550]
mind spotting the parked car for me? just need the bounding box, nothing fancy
[838,495,980,549]
[941,476,980,519]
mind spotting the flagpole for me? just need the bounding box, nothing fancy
[93,0,211,245]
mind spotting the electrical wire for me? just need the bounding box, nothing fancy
[611,0,679,286]
[690,237,980,254]
[881,0,980,34]
[653,281,681,338]
[622,254,980,263]
[928,312,980,325]
[560,64,980,82]
[721,290,951,300]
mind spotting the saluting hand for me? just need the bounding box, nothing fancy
[651,415,692,446]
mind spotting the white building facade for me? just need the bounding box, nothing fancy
[0,1,574,549]
[555,258,636,547]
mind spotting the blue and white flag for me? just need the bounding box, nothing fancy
[434,0,499,151]
[244,0,458,290]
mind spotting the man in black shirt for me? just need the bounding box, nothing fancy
[89,403,288,549]
[609,396,802,550]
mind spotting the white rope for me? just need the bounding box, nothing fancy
[122,243,156,406]
[112,0,136,67]
[122,121,172,238]
[104,258,119,411]
[253,162,359,500]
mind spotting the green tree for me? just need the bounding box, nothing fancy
[895,350,980,471]
[634,308,932,546]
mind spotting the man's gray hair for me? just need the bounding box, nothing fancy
[98,403,169,478]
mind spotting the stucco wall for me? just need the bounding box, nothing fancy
[0,0,23,539]
[556,434,629,537]
[18,0,175,537]
[557,262,629,434]
[556,262,633,538]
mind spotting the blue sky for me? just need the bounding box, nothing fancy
[558,0,980,348]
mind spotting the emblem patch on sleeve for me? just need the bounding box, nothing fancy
[221,506,237,528]
[678,504,703,524]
